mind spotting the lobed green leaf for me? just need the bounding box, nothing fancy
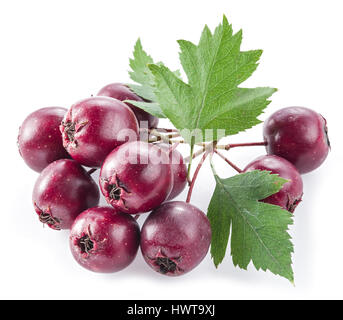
[149,15,276,144]
[208,170,294,282]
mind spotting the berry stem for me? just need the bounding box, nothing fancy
[214,149,242,173]
[186,151,211,203]
[150,129,180,140]
[184,147,206,163]
[217,141,267,150]
[170,142,180,152]
[87,168,97,175]
[155,128,179,133]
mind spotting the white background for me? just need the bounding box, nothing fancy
[0,0,342,300]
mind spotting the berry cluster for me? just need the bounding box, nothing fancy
[18,83,208,275]
[18,80,330,276]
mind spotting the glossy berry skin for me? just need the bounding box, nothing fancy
[158,144,187,200]
[32,159,100,230]
[100,141,173,214]
[60,96,139,168]
[141,201,211,276]
[18,107,70,172]
[263,107,330,174]
[97,83,159,129]
[69,206,140,273]
[244,155,303,212]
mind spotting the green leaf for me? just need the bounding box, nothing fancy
[203,87,277,135]
[124,100,166,118]
[128,84,156,103]
[128,39,181,118]
[149,64,196,130]
[149,15,276,144]
[129,39,155,91]
[128,39,164,118]
[207,170,294,282]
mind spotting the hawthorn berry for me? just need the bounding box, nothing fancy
[244,155,303,212]
[100,141,173,214]
[158,144,187,200]
[69,206,140,273]
[18,107,70,172]
[263,107,330,174]
[32,159,100,230]
[60,96,139,168]
[140,201,211,276]
[97,83,159,129]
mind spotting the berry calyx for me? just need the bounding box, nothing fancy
[147,249,183,275]
[34,204,61,230]
[78,234,94,255]
[61,121,77,145]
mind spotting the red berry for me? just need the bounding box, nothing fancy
[32,159,100,230]
[263,107,330,174]
[60,96,139,168]
[244,155,303,213]
[158,144,187,200]
[141,201,211,276]
[100,141,173,214]
[97,83,159,129]
[17,107,70,172]
[70,206,140,273]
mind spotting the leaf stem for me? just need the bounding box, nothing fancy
[187,141,195,184]
[209,152,217,176]
[214,149,243,173]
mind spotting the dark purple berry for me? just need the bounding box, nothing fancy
[97,83,159,129]
[244,155,303,212]
[32,159,100,230]
[99,141,173,214]
[70,206,140,273]
[18,107,70,172]
[158,144,187,200]
[263,107,330,174]
[60,96,139,168]
[141,201,211,276]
